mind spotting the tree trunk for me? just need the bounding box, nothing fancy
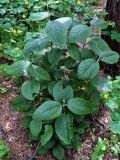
[102,0,120,76]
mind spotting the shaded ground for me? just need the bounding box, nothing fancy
[0,75,112,160]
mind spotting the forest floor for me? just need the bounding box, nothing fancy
[0,0,115,160]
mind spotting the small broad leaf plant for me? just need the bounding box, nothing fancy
[10,17,119,159]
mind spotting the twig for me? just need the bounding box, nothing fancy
[28,143,40,160]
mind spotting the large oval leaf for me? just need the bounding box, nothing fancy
[72,134,82,149]
[30,119,42,137]
[53,144,64,160]
[100,51,119,64]
[67,98,97,116]
[24,37,49,58]
[88,38,110,56]
[29,12,49,21]
[68,43,80,60]
[69,24,92,44]
[21,79,40,100]
[55,114,73,145]
[90,18,108,29]
[111,121,120,134]
[5,60,31,77]
[46,21,67,48]
[28,65,51,81]
[41,125,53,146]
[48,48,63,65]
[77,59,100,80]
[33,101,62,120]
[12,95,32,112]
[55,17,72,30]
[53,81,74,103]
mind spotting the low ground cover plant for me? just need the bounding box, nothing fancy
[0,140,10,160]
[0,0,105,62]
[5,14,120,159]
[102,76,120,134]
[92,134,120,160]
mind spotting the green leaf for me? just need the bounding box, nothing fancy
[21,79,40,100]
[46,21,67,48]
[48,81,57,95]
[90,18,108,29]
[112,112,120,121]
[53,144,64,160]
[88,38,110,56]
[5,60,31,77]
[22,116,32,128]
[55,17,72,30]
[0,140,10,159]
[29,12,49,21]
[69,24,92,44]
[72,134,82,149]
[67,98,97,116]
[100,51,119,64]
[91,76,111,92]
[41,125,53,146]
[77,59,100,80]
[24,37,49,58]
[111,121,120,134]
[48,48,63,64]
[80,48,95,59]
[68,44,80,60]
[38,138,55,155]
[111,30,120,43]
[33,101,62,120]
[30,119,42,137]
[55,114,73,144]
[28,65,51,81]
[12,95,32,112]
[53,81,74,103]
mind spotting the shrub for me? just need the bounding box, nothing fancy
[7,16,119,159]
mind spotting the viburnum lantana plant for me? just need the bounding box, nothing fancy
[7,16,119,159]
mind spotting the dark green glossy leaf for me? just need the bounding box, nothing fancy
[55,114,73,145]
[33,101,62,120]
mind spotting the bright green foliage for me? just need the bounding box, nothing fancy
[102,76,120,134]
[0,140,10,160]
[92,137,107,160]
[9,16,119,160]
[92,135,120,160]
